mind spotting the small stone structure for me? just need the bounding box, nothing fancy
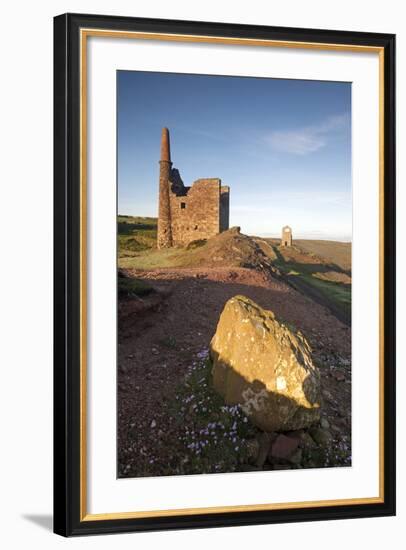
[157,128,230,248]
[281,225,292,247]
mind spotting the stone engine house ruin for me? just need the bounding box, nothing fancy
[281,225,292,247]
[157,128,230,248]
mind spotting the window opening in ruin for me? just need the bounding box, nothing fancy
[180,202,186,209]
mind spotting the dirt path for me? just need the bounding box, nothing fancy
[118,266,351,477]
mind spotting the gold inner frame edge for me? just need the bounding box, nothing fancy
[79,28,385,522]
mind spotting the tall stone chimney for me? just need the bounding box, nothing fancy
[157,128,173,248]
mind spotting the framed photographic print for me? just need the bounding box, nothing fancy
[53,13,396,536]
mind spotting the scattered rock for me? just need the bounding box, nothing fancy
[288,448,303,465]
[255,432,272,468]
[150,419,157,428]
[269,434,300,461]
[210,296,321,432]
[309,427,332,445]
[320,417,330,429]
[333,417,347,427]
[245,439,260,464]
[285,429,305,441]
[321,389,337,406]
[333,371,345,382]
[299,431,317,449]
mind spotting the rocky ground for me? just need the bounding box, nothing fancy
[117,265,351,478]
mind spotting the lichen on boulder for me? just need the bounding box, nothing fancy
[210,295,321,432]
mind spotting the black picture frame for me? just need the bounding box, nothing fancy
[54,12,396,537]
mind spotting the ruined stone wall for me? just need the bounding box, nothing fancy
[157,128,230,248]
[220,186,230,232]
[281,226,292,247]
[169,178,222,246]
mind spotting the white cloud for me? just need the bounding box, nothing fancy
[267,131,325,155]
[266,113,349,155]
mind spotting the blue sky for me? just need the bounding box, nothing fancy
[118,71,351,241]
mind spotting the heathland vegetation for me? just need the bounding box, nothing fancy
[117,215,351,323]
[117,216,352,478]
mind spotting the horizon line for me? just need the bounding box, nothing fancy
[117,214,351,243]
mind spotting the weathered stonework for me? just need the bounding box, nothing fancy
[157,128,230,248]
[281,225,292,247]
[157,128,173,249]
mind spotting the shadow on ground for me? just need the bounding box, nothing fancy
[117,268,351,478]
[22,514,53,532]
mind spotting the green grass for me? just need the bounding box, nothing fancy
[302,273,351,311]
[272,248,351,319]
[306,274,351,301]
[118,247,187,269]
[294,239,351,273]
[118,223,266,271]
[117,216,157,259]
[118,235,150,253]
